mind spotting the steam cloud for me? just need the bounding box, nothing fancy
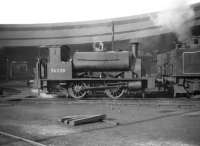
[151,0,195,41]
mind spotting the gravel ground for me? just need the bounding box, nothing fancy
[0,97,200,146]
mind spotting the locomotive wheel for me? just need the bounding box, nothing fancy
[105,86,125,99]
[68,82,87,99]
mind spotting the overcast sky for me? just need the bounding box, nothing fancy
[0,0,199,24]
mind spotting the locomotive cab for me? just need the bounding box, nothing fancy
[47,46,72,80]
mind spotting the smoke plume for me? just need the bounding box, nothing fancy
[151,0,195,41]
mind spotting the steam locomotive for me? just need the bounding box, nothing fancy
[156,37,200,97]
[37,43,147,99]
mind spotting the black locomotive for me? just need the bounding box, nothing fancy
[156,37,200,97]
[37,43,147,99]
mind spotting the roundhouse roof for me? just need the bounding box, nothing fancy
[0,4,200,47]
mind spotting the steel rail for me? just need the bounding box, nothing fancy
[0,131,47,146]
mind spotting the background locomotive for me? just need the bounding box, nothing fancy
[156,37,200,97]
[37,42,147,99]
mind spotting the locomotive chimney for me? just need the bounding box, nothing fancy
[129,41,141,78]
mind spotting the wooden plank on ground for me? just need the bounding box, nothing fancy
[69,114,106,126]
[59,115,86,123]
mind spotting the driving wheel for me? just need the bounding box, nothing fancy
[105,86,125,99]
[68,82,87,99]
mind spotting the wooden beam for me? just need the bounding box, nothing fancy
[68,114,106,126]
